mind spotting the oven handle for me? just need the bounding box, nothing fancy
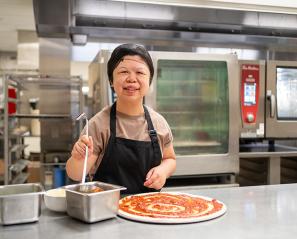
[267,90,275,118]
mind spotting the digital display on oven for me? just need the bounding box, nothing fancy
[244,82,256,106]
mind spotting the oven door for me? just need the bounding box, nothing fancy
[146,52,239,176]
[266,60,297,138]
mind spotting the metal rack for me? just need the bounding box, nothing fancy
[1,74,84,185]
[1,74,25,184]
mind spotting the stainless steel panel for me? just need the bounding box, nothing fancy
[41,119,73,152]
[89,50,114,112]
[33,0,71,38]
[74,26,297,51]
[0,183,44,225]
[266,60,297,138]
[38,46,73,150]
[173,154,239,176]
[17,30,39,71]
[65,181,125,223]
[39,37,71,77]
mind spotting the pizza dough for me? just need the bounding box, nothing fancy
[118,192,227,224]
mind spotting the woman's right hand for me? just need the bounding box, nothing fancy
[71,135,94,160]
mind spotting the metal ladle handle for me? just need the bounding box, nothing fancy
[82,117,88,184]
[76,113,89,184]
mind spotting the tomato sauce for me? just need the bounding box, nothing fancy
[119,193,223,218]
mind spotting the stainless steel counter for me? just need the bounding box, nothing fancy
[3,184,297,239]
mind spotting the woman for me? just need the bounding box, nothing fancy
[66,43,176,194]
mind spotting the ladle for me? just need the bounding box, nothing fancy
[76,113,89,193]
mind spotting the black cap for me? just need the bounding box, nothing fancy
[107,43,154,86]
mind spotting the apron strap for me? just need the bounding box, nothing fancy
[110,102,117,136]
[143,105,162,161]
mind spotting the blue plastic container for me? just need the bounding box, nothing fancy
[53,167,66,188]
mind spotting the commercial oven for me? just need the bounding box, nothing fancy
[146,52,239,177]
[240,60,297,139]
[266,61,297,138]
[90,50,240,177]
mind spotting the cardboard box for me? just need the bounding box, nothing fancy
[0,159,4,176]
[27,161,41,183]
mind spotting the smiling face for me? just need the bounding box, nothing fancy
[112,55,151,104]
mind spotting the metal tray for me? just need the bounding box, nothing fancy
[0,183,44,225]
[65,181,126,223]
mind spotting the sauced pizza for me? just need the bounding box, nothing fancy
[118,192,226,223]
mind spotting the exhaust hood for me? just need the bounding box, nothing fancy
[33,0,297,47]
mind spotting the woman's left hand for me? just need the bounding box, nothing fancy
[144,165,167,190]
[144,144,176,190]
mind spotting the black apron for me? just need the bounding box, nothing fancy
[93,102,162,194]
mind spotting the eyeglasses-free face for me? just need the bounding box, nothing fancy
[112,55,151,103]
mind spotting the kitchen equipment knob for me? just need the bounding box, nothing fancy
[247,113,254,123]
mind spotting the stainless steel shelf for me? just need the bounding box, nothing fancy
[8,75,82,86]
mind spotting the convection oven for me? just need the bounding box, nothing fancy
[145,52,239,177]
[240,60,297,139]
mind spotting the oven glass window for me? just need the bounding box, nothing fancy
[156,60,229,155]
[277,67,297,120]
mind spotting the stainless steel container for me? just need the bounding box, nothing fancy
[65,181,126,223]
[0,183,44,225]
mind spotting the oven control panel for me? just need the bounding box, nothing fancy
[240,62,265,138]
[241,67,259,124]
